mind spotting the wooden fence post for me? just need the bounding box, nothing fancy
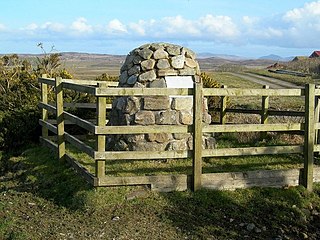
[192,76,203,191]
[41,74,48,139]
[261,85,269,140]
[220,85,227,125]
[315,86,320,147]
[95,82,107,179]
[303,83,315,191]
[55,77,65,162]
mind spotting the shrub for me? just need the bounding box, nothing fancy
[0,48,74,150]
[201,72,230,122]
[0,108,41,150]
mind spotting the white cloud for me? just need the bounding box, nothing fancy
[129,21,146,36]
[107,19,127,34]
[41,22,65,32]
[161,15,200,36]
[24,23,38,31]
[242,16,258,25]
[71,17,92,33]
[279,1,320,48]
[0,24,5,31]
[199,14,239,38]
[284,1,320,21]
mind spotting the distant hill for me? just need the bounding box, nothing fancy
[0,52,283,78]
[197,52,246,61]
[259,54,293,61]
[259,54,283,61]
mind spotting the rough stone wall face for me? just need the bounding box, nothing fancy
[107,43,215,151]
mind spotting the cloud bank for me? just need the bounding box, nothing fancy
[1,1,319,54]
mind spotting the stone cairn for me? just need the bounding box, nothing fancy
[107,42,215,151]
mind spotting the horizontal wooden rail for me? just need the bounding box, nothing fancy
[315,89,320,96]
[64,102,112,109]
[203,123,304,133]
[39,119,58,134]
[203,88,304,97]
[96,174,189,191]
[63,79,118,87]
[94,150,191,160]
[64,133,95,158]
[315,123,320,130]
[95,125,191,135]
[65,155,95,185]
[314,144,320,152]
[211,108,305,117]
[203,145,303,157]
[38,77,55,86]
[40,136,58,152]
[64,112,96,133]
[38,102,56,112]
[62,82,96,95]
[95,87,193,96]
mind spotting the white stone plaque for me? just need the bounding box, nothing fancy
[165,76,193,98]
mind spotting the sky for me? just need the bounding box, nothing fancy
[0,0,319,58]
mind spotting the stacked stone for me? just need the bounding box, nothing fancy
[107,43,215,151]
[118,42,200,88]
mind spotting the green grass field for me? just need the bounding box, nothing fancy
[1,146,320,239]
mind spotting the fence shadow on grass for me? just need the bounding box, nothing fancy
[161,187,320,239]
[0,145,92,210]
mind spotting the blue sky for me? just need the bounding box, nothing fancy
[0,0,319,58]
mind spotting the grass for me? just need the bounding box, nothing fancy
[204,71,305,110]
[247,69,319,86]
[1,145,320,239]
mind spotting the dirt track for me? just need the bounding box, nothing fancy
[230,72,302,89]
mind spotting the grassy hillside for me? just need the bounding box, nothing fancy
[1,146,320,239]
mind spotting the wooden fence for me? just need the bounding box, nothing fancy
[38,75,320,192]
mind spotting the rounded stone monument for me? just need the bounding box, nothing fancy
[107,42,215,151]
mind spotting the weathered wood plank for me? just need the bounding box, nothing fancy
[220,85,227,125]
[303,84,315,191]
[63,79,118,87]
[202,169,301,190]
[260,85,269,139]
[39,119,58,134]
[192,79,203,191]
[40,136,58,152]
[55,77,66,162]
[95,125,191,135]
[95,87,193,96]
[95,83,107,178]
[203,123,303,133]
[62,82,96,95]
[212,108,305,117]
[203,88,304,97]
[38,77,55,86]
[203,145,303,157]
[64,111,96,133]
[315,89,320,96]
[64,133,95,158]
[41,74,49,138]
[38,102,56,112]
[96,174,190,191]
[314,144,320,152]
[261,85,269,124]
[315,95,320,144]
[96,167,320,191]
[63,102,112,109]
[94,150,191,160]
